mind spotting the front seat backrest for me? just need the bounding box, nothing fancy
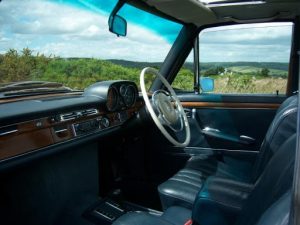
[251,95,297,181]
[255,190,291,225]
[236,134,296,225]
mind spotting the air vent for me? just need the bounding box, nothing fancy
[59,108,99,122]
[81,109,99,117]
[60,112,77,121]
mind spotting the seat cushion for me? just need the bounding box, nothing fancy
[158,168,206,210]
[158,154,252,210]
[158,154,218,209]
[113,206,191,225]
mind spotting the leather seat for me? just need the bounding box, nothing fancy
[158,95,297,209]
[113,134,296,225]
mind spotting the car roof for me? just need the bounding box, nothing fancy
[136,0,300,26]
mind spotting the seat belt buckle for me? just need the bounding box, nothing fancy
[184,219,193,225]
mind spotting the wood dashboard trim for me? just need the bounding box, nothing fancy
[181,102,280,109]
[0,100,144,161]
[0,128,54,160]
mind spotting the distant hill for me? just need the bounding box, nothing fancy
[107,60,162,69]
[199,62,289,72]
[107,60,288,72]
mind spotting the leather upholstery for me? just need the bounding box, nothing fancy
[158,95,297,209]
[190,176,253,225]
[255,190,291,225]
[158,154,252,209]
[157,168,206,209]
[112,135,296,225]
[192,134,296,225]
[251,95,297,180]
[158,154,218,209]
[235,134,295,225]
[198,176,253,211]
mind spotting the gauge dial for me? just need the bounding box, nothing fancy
[106,87,119,111]
[119,84,127,96]
[122,85,136,107]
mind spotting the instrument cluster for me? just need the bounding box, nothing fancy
[83,80,138,112]
[107,83,137,111]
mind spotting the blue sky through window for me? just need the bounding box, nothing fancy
[0,0,182,62]
[49,0,182,43]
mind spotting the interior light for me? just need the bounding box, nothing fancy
[199,0,266,5]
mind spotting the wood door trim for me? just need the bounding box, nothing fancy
[181,102,280,109]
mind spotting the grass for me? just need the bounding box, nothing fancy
[228,66,288,77]
[173,69,288,94]
[214,76,287,94]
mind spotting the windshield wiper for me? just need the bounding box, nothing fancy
[0,81,75,98]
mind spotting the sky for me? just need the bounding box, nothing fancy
[0,0,181,62]
[200,23,292,62]
[0,0,293,62]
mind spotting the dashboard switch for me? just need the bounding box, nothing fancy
[100,117,110,128]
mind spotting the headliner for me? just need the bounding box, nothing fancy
[136,0,300,26]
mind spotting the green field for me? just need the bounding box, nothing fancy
[227,66,288,77]
[173,64,288,94]
[0,49,288,94]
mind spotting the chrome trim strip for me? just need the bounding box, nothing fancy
[174,146,259,154]
[105,202,124,212]
[0,129,18,137]
[54,129,68,134]
[93,211,115,221]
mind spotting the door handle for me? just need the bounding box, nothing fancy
[184,108,196,119]
[184,109,192,118]
[239,135,256,145]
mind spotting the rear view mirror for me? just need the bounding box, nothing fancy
[109,15,127,37]
[200,77,214,92]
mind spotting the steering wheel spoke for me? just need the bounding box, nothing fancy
[140,67,190,147]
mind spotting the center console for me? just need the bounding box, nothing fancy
[84,196,162,224]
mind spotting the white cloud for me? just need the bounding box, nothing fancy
[200,43,291,62]
[199,23,293,62]
[200,23,292,45]
[0,0,171,62]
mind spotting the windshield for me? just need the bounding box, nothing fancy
[0,0,182,92]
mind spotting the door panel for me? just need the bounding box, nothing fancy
[179,93,285,156]
[179,93,285,150]
[187,107,276,150]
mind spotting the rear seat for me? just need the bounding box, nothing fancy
[158,95,297,209]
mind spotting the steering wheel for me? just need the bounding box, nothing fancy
[140,67,190,147]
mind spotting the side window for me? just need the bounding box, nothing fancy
[199,23,293,95]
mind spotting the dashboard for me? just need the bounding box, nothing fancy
[0,80,143,164]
